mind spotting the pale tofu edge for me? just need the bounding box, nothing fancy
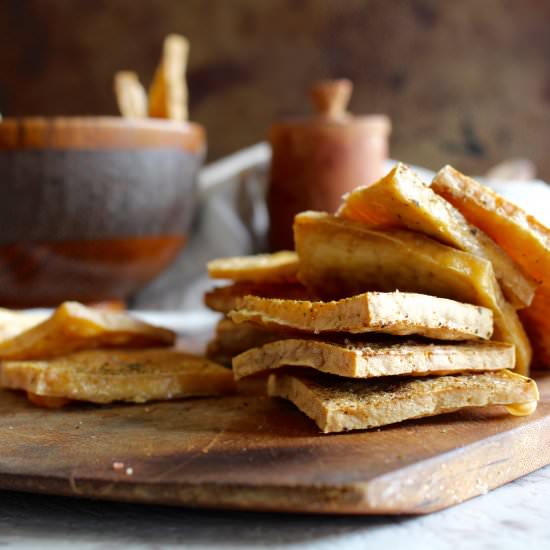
[233,340,514,380]
[268,372,539,433]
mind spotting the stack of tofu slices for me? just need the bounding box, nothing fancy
[205,164,544,433]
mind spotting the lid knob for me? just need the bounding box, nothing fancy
[310,79,353,119]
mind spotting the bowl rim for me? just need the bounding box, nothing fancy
[0,116,206,153]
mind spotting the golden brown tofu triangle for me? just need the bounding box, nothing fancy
[294,212,532,374]
[204,281,312,314]
[229,291,493,340]
[26,393,72,409]
[148,34,189,121]
[1,348,235,405]
[519,284,550,368]
[432,165,550,368]
[207,251,299,283]
[0,309,47,343]
[338,163,537,309]
[233,339,514,380]
[206,318,299,366]
[268,370,539,433]
[114,71,148,118]
[0,301,175,361]
[432,165,550,285]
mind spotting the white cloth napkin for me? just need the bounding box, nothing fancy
[133,144,550,310]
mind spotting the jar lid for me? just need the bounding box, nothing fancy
[272,79,391,136]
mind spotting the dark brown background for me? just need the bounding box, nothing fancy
[2,0,550,177]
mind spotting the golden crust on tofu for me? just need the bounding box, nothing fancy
[1,348,235,405]
[229,291,493,341]
[294,212,532,374]
[114,71,148,119]
[432,165,550,286]
[233,339,514,380]
[206,318,298,365]
[519,284,550,367]
[294,212,496,303]
[26,392,72,409]
[432,165,550,367]
[207,251,299,283]
[0,309,47,343]
[0,302,175,361]
[148,34,189,121]
[204,281,312,314]
[268,370,539,433]
[338,163,537,309]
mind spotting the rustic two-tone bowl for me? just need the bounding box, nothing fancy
[0,117,205,307]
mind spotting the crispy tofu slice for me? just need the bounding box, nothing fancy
[1,349,235,405]
[432,165,550,285]
[207,251,299,283]
[204,281,312,314]
[519,284,550,367]
[148,34,189,121]
[229,291,493,340]
[432,165,550,367]
[338,163,537,309]
[0,303,126,344]
[0,309,47,343]
[233,339,514,380]
[206,318,297,365]
[114,71,148,119]
[294,212,532,374]
[26,392,72,409]
[268,370,539,433]
[0,302,175,361]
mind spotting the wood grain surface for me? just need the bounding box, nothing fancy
[0,364,548,515]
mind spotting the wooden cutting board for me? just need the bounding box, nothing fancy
[0,362,549,515]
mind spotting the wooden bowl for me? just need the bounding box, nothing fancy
[0,117,206,307]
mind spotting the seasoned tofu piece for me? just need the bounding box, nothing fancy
[294,212,531,374]
[0,309,47,343]
[338,163,537,309]
[432,165,550,285]
[0,302,175,361]
[148,34,189,121]
[1,348,235,405]
[204,281,312,314]
[519,284,550,367]
[114,71,148,118]
[268,370,539,433]
[432,165,550,367]
[207,251,299,283]
[26,393,72,409]
[229,291,493,341]
[233,339,514,380]
[206,318,298,366]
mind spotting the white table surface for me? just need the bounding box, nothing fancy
[2,312,549,549]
